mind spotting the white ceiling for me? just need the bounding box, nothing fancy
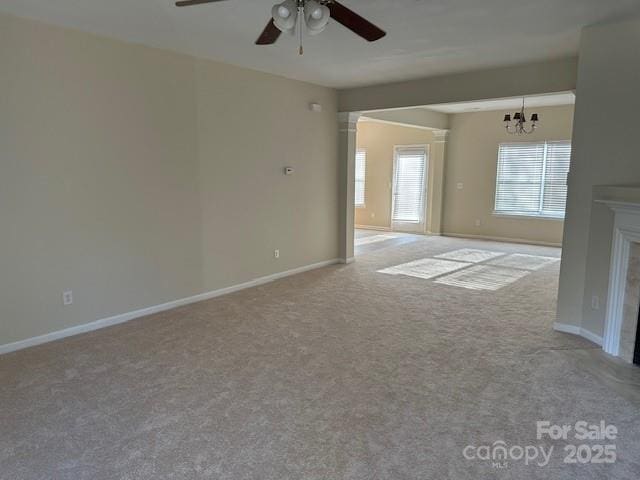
[1,0,639,88]
[425,92,576,114]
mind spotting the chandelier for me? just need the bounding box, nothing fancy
[503,98,540,135]
[271,0,331,55]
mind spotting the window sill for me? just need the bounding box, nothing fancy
[355,205,366,209]
[492,212,564,221]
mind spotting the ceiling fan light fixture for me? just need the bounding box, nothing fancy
[304,1,330,35]
[272,0,298,33]
[176,0,387,51]
[277,5,291,18]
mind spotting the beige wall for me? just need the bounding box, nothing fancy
[442,105,574,246]
[0,14,338,347]
[338,58,578,112]
[557,17,640,338]
[195,59,339,290]
[355,121,439,232]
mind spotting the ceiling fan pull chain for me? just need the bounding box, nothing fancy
[298,2,304,55]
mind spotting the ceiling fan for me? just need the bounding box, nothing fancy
[175,0,386,55]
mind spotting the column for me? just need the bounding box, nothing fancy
[428,129,450,235]
[338,112,361,263]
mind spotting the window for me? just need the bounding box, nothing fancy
[392,146,428,225]
[355,149,366,208]
[494,141,571,219]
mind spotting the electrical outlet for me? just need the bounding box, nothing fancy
[457,182,464,190]
[63,291,73,306]
[475,219,481,227]
[592,295,600,310]
[274,249,280,259]
[371,212,376,219]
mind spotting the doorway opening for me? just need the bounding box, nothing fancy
[348,92,575,264]
[391,145,429,233]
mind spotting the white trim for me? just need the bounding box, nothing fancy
[553,322,581,335]
[0,258,341,356]
[431,129,450,143]
[553,323,603,346]
[341,257,355,264]
[391,144,429,234]
[358,116,435,131]
[595,199,640,212]
[442,232,562,248]
[338,112,361,133]
[492,212,564,221]
[355,225,392,232]
[603,227,630,356]
[580,328,604,346]
[598,200,640,357]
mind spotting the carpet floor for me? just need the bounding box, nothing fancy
[2,236,640,479]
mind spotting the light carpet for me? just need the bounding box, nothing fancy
[1,236,640,479]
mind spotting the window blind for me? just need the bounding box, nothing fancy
[355,149,366,207]
[495,141,571,219]
[542,141,572,217]
[392,147,427,223]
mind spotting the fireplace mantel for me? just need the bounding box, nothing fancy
[594,185,640,208]
[595,199,640,214]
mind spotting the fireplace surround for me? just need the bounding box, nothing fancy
[617,242,640,363]
[599,198,640,363]
[635,306,640,365]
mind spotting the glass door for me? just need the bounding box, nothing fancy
[391,145,428,233]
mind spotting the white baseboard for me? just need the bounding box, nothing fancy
[580,328,604,346]
[443,232,562,248]
[341,257,355,264]
[355,225,392,232]
[0,258,341,356]
[554,323,603,346]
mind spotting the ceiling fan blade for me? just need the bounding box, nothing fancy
[255,19,282,45]
[328,1,386,42]
[175,0,229,7]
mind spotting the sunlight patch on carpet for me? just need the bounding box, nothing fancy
[355,234,402,246]
[378,258,471,280]
[435,248,505,263]
[435,265,529,291]
[488,253,559,271]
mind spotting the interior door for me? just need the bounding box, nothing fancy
[391,145,428,233]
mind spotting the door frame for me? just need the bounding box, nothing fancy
[390,144,430,233]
